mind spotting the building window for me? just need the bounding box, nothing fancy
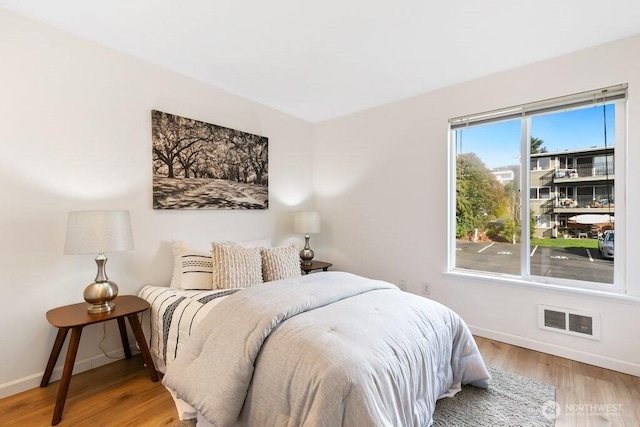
[535,214,552,228]
[449,85,626,293]
[530,187,551,200]
[559,156,574,169]
[531,157,551,171]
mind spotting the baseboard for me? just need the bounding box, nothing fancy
[470,325,640,377]
[0,348,132,400]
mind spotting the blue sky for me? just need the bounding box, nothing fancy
[457,104,615,169]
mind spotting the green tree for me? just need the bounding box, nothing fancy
[530,136,547,154]
[499,218,518,243]
[456,153,507,238]
[530,210,536,240]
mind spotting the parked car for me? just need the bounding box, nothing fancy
[598,230,614,259]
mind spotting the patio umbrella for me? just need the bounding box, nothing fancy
[568,214,614,224]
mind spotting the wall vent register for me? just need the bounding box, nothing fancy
[538,304,600,340]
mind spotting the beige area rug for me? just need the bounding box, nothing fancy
[174,367,555,426]
[433,366,556,426]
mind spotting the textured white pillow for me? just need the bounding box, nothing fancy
[170,241,213,290]
[170,241,184,289]
[212,243,263,289]
[261,245,302,282]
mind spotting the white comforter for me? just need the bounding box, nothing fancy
[163,272,490,426]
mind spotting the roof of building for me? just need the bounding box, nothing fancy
[531,146,614,158]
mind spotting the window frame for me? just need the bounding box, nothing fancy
[447,85,627,294]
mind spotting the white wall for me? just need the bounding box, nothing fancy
[313,34,640,375]
[0,9,314,397]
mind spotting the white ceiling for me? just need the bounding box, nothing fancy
[2,0,640,122]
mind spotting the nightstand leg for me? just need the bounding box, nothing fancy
[127,314,159,382]
[41,328,69,387]
[117,317,132,359]
[52,326,82,426]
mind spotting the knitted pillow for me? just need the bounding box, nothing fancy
[212,243,263,289]
[261,245,302,282]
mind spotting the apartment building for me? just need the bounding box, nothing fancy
[530,146,614,238]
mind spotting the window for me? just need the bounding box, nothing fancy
[449,85,626,293]
[593,155,614,176]
[530,157,551,171]
[530,187,551,200]
[559,156,574,169]
[535,214,552,228]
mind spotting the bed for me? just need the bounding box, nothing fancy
[139,271,490,427]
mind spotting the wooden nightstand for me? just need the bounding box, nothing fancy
[301,260,332,274]
[41,295,159,425]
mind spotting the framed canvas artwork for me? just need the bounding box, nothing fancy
[152,110,268,209]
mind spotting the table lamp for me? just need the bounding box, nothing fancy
[294,211,321,266]
[64,210,134,313]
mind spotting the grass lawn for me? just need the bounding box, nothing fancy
[531,237,598,249]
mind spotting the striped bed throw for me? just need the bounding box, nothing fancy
[138,285,239,372]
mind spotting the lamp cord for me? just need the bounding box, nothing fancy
[98,313,143,360]
[99,322,122,360]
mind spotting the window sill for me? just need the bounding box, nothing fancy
[444,270,640,304]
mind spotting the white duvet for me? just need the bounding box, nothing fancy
[163,272,490,426]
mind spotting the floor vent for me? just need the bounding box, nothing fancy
[538,305,600,340]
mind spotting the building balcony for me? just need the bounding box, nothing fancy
[553,165,614,183]
[550,196,614,214]
[553,206,615,215]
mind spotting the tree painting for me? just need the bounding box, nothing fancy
[152,110,268,209]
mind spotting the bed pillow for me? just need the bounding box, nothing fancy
[170,241,184,289]
[170,241,213,290]
[212,243,263,289]
[180,251,214,290]
[261,245,302,282]
[170,239,270,289]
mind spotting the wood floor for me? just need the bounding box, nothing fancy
[476,337,640,426]
[0,336,638,426]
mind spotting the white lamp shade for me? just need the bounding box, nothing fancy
[64,210,134,254]
[294,211,321,234]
